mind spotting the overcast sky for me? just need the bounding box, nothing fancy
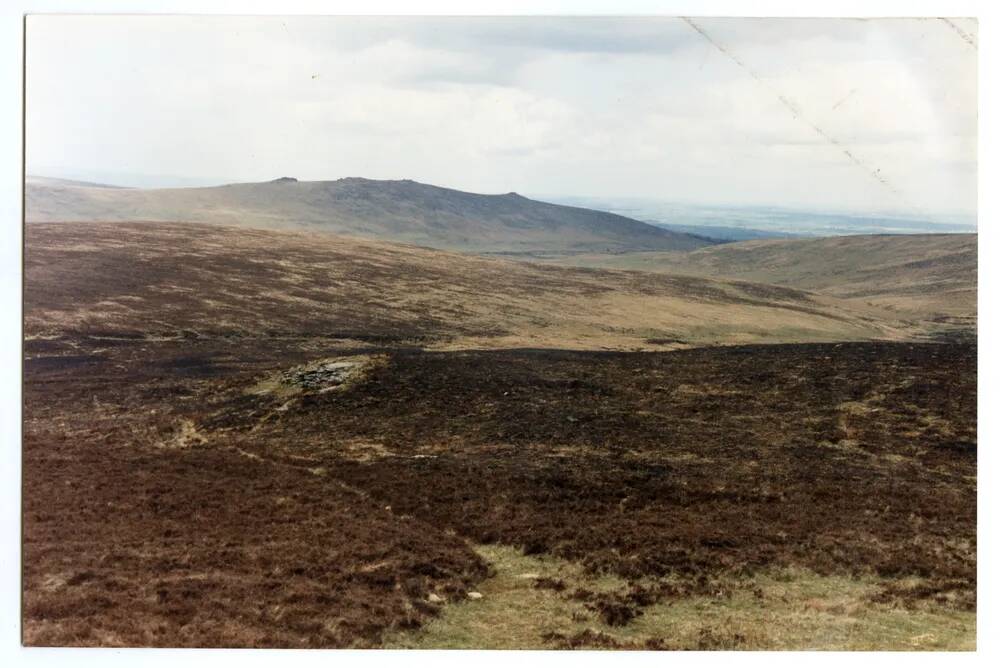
[26,15,977,217]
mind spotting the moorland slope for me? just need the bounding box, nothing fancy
[24,222,915,351]
[539,233,977,323]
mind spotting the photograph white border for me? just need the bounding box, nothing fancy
[1,2,994,667]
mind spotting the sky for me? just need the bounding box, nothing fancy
[25,15,978,217]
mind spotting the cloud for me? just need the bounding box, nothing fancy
[25,15,977,216]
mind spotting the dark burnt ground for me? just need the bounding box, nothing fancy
[233,342,976,603]
[22,224,976,648]
[22,339,489,647]
[23,338,976,646]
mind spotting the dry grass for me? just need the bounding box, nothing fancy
[535,233,977,324]
[25,223,915,353]
[386,545,975,650]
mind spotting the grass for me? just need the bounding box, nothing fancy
[384,544,976,651]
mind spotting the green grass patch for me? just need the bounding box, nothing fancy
[384,544,975,650]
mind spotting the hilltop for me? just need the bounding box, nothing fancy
[24,176,713,254]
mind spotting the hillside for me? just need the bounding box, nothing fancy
[538,234,977,323]
[23,224,976,648]
[24,223,916,352]
[24,176,713,254]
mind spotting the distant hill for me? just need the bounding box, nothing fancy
[25,222,917,351]
[26,175,128,189]
[541,234,977,323]
[25,176,713,254]
[646,222,800,242]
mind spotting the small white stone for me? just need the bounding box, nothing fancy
[467,591,483,600]
[427,593,444,604]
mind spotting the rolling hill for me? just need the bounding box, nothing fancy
[24,222,916,352]
[25,176,713,254]
[538,234,977,323]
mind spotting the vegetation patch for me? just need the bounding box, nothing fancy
[386,545,975,650]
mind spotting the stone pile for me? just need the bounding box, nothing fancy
[282,360,359,390]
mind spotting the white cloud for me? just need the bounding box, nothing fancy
[25,15,977,217]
